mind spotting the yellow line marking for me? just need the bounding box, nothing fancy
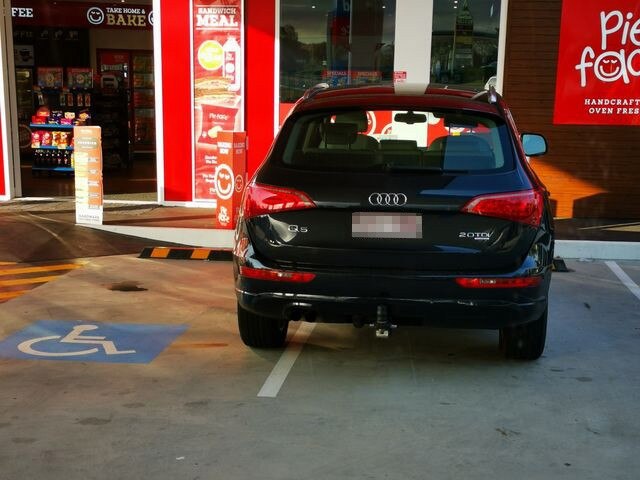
[0,263,82,276]
[191,248,211,260]
[150,248,170,258]
[0,275,60,287]
[0,261,17,266]
[0,290,29,300]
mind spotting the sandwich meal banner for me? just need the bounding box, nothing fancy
[192,0,244,205]
[553,0,640,125]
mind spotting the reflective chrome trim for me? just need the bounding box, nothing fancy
[368,193,408,206]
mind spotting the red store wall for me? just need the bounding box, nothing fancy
[0,115,5,197]
[159,0,275,202]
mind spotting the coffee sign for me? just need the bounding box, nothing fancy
[554,0,640,125]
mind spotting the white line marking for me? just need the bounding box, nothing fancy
[257,322,316,398]
[103,200,158,205]
[606,261,640,302]
[579,221,640,231]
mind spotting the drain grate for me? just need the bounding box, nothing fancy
[108,281,148,292]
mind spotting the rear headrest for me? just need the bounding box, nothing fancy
[334,111,369,132]
[323,123,358,145]
[441,135,492,155]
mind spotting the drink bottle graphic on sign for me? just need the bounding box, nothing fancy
[223,37,241,91]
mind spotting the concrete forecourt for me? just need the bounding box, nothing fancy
[0,255,639,479]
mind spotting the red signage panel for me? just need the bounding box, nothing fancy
[158,1,191,202]
[554,0,640,125]
[192,0,244,209]
[0,115,5,197]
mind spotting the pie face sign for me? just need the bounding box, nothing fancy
[553,0,640,125]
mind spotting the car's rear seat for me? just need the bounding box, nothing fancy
[429,135,496,170]
[294,129,496,171]
[298,122,381,169]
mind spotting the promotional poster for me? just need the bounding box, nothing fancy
[73,126,103,225]
[192,0,244,211]
[554,0,640,125]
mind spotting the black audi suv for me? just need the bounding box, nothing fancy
[233,84,553,360]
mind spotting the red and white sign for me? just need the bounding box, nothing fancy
[192,0,244,217]
[554,0,640,125]
[393,71,407,84]
[214,131,246,229]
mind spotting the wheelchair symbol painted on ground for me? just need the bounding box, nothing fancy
[18,324,136,357]
[0,320,188,364]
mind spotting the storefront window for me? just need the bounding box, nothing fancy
[430,0,501,89]
[280,0,396,105]
[10,0,155,198]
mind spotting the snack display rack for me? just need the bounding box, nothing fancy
[29,123,75,175]
[29,67,93,176]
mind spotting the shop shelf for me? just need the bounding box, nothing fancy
[30,123,75,129]
[32,146,74,151]
[31,166,74,172]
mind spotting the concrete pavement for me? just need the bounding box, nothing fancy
[3,197,640,260]
[0,255,639,479]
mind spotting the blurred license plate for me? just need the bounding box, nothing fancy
[352,212,422,239]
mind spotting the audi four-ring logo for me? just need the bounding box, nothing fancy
[368,193,408,206]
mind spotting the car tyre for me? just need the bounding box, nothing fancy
[237,303,289,348]
[499,307,547,360]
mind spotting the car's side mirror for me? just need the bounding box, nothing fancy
[521,133,547,157]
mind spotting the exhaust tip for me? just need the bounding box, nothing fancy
[284,303,316,322]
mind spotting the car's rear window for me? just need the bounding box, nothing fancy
[277,108,515,173]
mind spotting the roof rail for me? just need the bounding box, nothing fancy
[302,83,330,100]
[471,85,499,105]
[488,85,499,104]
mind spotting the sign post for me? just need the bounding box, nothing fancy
[214,131,245,228]
[73,126,103,225]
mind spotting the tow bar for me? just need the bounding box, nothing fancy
[373,305,396,338]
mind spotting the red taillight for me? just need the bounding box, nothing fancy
[242,183,316,219]
[455,276,542,289]
[239,266,316,283]
[461,189,544,226]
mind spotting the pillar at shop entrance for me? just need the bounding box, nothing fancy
[214,131,245,229]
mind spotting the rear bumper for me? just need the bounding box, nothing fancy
[235,268,551,329]
[236,288,547,329]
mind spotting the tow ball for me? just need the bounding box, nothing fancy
[372,305,396,338]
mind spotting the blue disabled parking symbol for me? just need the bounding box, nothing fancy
[0,320,187,364]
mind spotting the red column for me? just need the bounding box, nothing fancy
[245,0,276,177]
[0,116,5,197]
[158,0,276,201]
[159,0,192,201]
